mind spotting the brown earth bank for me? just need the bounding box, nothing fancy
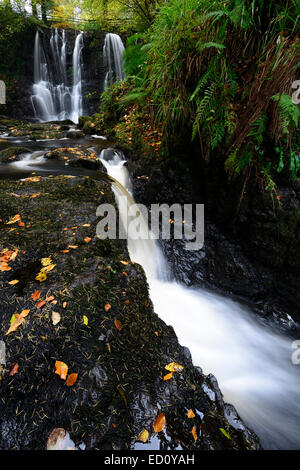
[0,119,261,450]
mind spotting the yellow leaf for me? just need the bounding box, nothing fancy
[153,414,166,433]
[137,429,149,443]
[187,409,196,419]
[192,425,197,442]
[41,257,52,266]
[83,315,88,326]
[8,279,19,285]
[41,264,56,272]
[165,362,184,372]
[36,271,47,282]
[6,214,21,225]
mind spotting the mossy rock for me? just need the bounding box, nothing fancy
[66,130,85,139]
[0,146,31,163]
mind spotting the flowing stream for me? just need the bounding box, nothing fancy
[100,149,300,450]
[31,29,83,123]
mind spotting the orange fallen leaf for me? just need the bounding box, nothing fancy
[0,263,11,272]
[6,314,25,335]
[84,237,91,243]
[8,280,19,285]
[120,260,129,265]
[20,309,30,318]
[66,373,78,386]
[60,250,69,253]
[187,409,196,419]
[55,361,68,380]
[46,296,55,302]
[153,414,166,433]
[104,303,111,312]
[31,290,40,301]
[9,363,19,376]
[68,245,78,249]
[6,214,21,225]
[36,300,46,309]
[114,318,123,331]
[18,221,25,227]
[62,302,67,308]
[192,425,198,441]
[163,372,173,381]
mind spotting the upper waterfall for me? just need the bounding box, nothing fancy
[103,33,125,90]
[31,29,83,124]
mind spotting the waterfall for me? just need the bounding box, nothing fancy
[31,29,83,124]
[100,149,300,450]
[103,33,125,90]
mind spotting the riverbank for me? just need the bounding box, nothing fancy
[0,118,260,450]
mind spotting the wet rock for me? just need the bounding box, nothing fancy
[66,130,85,139]
[1,146,31,163]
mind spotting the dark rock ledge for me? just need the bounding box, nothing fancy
[0,170,260,450]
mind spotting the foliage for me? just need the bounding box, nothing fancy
[118,0,300,187]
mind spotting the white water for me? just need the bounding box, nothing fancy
[103,33,125,90]
[100,149,300,450]
[31,30,83,123]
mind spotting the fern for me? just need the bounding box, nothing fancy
[272,93,300,134]
[248,113,267,145]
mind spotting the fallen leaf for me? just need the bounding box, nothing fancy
[36,300,46,309]
[153,414,166,433]
[66,373,78,387]
[0,263,11,272]
[55,361,68,380]
[18,221,25,227]
[46,295,55,302]
[163,372,173,381]
[31,290,40,301]
[41,257,52,266]
[68,245,78,249]
[165,362,184,372]
[6,214,21,225]
[36,271,47,282]
[82,224,90,227]
[83,315,88,326]
[6,314,25,335]
[120,260,129,265]
[84,237,91,243]
[219,428,232,440]
[192,425,198,442]
[137,429,149,443]
[104,303,111,312]
[62,302,67,308]
[52,311,61,325]
[187,409,196,419]
[9,363,19,376]
[114,318,123,331]
[61,250,69,253]
[41,264,56,273]
[20,309,30,318]
[8,279,19,285]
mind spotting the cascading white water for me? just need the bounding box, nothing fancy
[103,33,125,90]
[31,29,83,123]
[100,149,300,450]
